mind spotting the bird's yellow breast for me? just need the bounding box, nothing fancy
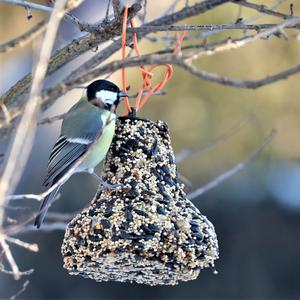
[81,112,116,169]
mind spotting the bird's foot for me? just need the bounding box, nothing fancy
[91,172,123,190]
[100,181,123,190]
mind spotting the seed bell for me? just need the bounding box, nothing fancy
[61,116,219,285]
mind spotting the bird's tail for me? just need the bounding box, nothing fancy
[34,186,60,228]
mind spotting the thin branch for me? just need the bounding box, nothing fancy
[45,212,74,222]
[0,237,20,280]
[172,0,290,43]
[0,0,228,141]
[112,0,121,21]
[179,61,300,89]
[0,266,33,276]
[67,0,229,80]
[10,280,30,300]
[0,2,142,132]
[40,16,300,105]
[176,113,256,163]
[0,102,11,125]
[4,236,39,252]
[0,0,82,27]
[41,53,300,101]
[15,222,67,234]
[0,0,54,13]
[184,17,300,61]
[128,23,300,33]
[4,113,115,235]
[105,0,112,21]
[0,19,48,54]
[6,194,43,201]
[0,0,68,227]
[233,0,292,20]
[187,129,277,200]
[244,0,287,23]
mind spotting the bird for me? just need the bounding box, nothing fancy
[34,79,128,228]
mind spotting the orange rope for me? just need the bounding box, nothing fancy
[173,30,187,55]
[121,7,186,113]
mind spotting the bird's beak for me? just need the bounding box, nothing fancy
[118,91,128,98]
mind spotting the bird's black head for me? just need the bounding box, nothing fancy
[86,80,127,110]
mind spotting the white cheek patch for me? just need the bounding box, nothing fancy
[95,90,117,105]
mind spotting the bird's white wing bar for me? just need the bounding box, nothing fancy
[67,137,92,144]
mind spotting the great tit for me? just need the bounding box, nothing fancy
[34,80,127,228]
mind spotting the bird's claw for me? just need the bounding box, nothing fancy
[100,181,123,190]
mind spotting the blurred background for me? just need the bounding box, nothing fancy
[0,0,300,299]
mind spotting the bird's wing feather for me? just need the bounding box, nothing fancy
[43,99,106,187]
[43,136,92,187]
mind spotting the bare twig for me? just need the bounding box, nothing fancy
[6,194,44,201]
[0,0,82,27]
[0,19,48,54]
[0,0,228,141]
[0,102,11,125]
[233,0,292,20]
[0,237,20,279]
[45,212,74,222]
[4,236,38,252]
[42,53,300,101]
[112,0,121,20]
[179,61,300,89]
[0,0,54,13]
[128,23,300,33]
[0,2,142,130]
[184,17,300,60]
[5,112,115,235]
[0,0,68,227]
[187,129,277,200]
[245,0,287,23]
[10,280,30,300]
[15,222,67,234]
[0,266,33,276]
[105,0,112,21]
[176,113,256,163]
[39,16,300,105]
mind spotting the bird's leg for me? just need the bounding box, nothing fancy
[91,171,123,190]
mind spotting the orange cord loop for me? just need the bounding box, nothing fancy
[121,6,186,114]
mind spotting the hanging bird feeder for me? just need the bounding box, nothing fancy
[61,6,219,285]
[61,116,219,285]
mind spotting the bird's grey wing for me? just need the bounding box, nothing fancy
[44,101,105,187]
[43,135,93,187]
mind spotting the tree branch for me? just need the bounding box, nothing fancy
[0,19,48,53]
[0,237,20,280]
[112,0,121,21]
[179,61,300,89]
[0,0,69,228]
[0,0,83,27]
[176,113,256,163]
[0,0,230,141]
[128,23,300,33]
[0,2,142,126]
[187,129,277,200]
[233,0,292,20]
[10,280,30,300]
